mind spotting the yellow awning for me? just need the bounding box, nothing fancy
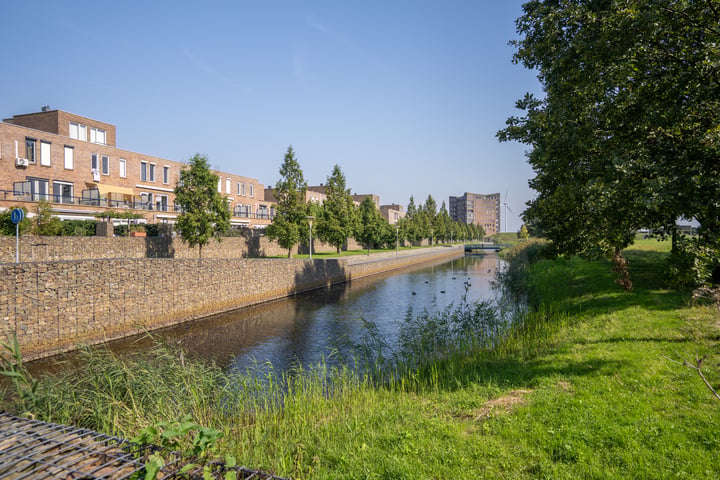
[91,184,135,196]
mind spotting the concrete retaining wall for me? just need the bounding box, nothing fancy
[1,247,462,361]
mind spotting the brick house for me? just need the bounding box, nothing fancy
[0,108,273,228]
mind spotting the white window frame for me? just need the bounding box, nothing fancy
[40,141,51,166]
[64,145,74,170]
[226,178,231,194]
[249,184,254,197]
[119,158,127,178]
[101,155,110,175]
[90,127,106,145]
[241,183,246,196]
[140,161,148,181]
[163,165,170,184]
[149,163,156,182]
[91,153,99,171]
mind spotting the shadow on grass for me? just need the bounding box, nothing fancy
[425,354,629,393]
[531,247,691,319]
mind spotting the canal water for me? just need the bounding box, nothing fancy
[29,253,502,375]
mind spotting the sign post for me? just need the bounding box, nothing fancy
[11,208,24,263]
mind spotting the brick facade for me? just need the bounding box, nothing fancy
[0,109,271,227]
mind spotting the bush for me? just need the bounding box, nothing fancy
[667,236,720,288]
[60,220,96,236]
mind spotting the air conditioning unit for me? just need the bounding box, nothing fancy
[16,157,29,167]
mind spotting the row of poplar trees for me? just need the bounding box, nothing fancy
[266,147,484,257]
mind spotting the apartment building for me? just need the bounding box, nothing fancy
[0,108,272,228]
[449,192,501,235]
[379,204,405,225]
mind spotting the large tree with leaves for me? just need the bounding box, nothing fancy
[174,154,231,258]
[266,146,309,257]
[499,0,720,287]
[355,197,386,253]
[315,164,356,253]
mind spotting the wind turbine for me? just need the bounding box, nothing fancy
[502,189,514,233]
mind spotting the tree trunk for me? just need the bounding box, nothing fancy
[287,248,292,258]
[612,246,632,291]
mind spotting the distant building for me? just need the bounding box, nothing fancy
[449,192,500,235]
[379,204,405,225]
[352,194,379,208]
[265,185,327,204]
[0,107,272,227]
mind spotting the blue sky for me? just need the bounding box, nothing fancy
[3,1,541,232]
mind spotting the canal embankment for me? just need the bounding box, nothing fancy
[1,245,463,361]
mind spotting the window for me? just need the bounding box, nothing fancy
[40,141,51,166]
[64,146,74,170]
[237,183,242,195]
[241,183,246,196]
[217,178,222,193]
[226,178,231,194]
[53,181,74,204]
[102,155,110,175]
[249,184,254,197]
[25,138,36,163]
[140,161,147,181]
[156,195,168,212]
[119,158,126,177]
[149,163,156,182]
[91,153,99,171]
[163,166,170,184]
[69,122,87,141]
[140,192,153,209]
[90,127,106,145]
[15,177,49,201]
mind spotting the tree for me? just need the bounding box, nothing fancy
[518,224,530,242]
[266,146,309,257]
[356,197,386,253]
[33,200,61,236]
[315,165,355,253]
[174,153,230,258]
[499,0,720,287]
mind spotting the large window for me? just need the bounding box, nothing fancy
[102,155,110,175]
[53,181,74,204]
[69,122,87,141]
[25,138,36,163]
[140,161,148,181]
[90,127,106,145]
[40,141,51,166]
[119,158,127,177]
[64,146,74,170]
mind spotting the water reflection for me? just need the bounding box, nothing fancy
[30,253,502,376]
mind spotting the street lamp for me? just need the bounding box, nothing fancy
[395,225,400,258]
[306,216,315,260]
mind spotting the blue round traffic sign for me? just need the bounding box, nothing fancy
[10,208,24,224]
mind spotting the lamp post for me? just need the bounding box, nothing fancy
[395,225,400,258]
[306,216,315,260]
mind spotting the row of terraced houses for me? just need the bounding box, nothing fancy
[0,107,499,234]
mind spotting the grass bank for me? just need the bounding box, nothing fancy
[2,239,719,478]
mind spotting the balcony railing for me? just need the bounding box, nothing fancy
[1,189,275,220]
